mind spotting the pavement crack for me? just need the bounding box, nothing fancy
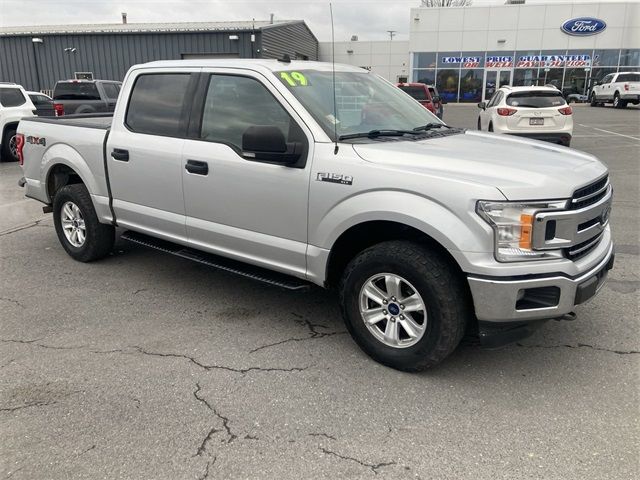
[0,297,26,309]
[194,427,219,457]
[133,346,308,374]
[309,432,337,441]
[197,457,216,480]
[0,400,57,412]
[319,447,395,475]
[0,219,47,237]
[250,314,346,353]
[516,342,639,355]
[0,338,86,351]
[193,383,238,445]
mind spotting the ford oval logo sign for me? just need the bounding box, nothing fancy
[561,17,607,36]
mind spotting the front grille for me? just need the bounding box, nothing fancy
[566,231,604,260]
[571,175,609,210]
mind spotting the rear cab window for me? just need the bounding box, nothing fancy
[0,88,27,107]
[102,83,120,99]
[125,73,192,137]
[398,85,430,102]
[53,82,101,100]
[506,90,566,108]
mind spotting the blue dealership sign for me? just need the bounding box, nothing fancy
[561,17,607,36]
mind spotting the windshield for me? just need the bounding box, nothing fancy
[397,85,429,101]
[506,91,566,108]
[53,82,100,100]
[275,70,441,141]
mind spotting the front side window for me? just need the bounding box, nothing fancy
[506,91,566,108]
[0,88,27,107]
[199,75,302,151]
[29,94,51,105]
[125,74,191,137]
[275,70,440,141]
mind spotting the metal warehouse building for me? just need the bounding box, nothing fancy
[0,19,318,92]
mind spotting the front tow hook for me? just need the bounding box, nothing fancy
[18,177,26,187]
[553,312,577,322]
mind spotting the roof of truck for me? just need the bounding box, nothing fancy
[134,59,366,73]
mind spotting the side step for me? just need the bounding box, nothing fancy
[120,230,310,291]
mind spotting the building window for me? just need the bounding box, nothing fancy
[563,68,591,95]
[593,50,620,67]
[619,49,640,67]
[459,69,483,103]
[413,69,436,85]
[414,52,436,69]
[513,69,539,87]
[436,69,459,103]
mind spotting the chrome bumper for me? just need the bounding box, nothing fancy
[468,242,614,322]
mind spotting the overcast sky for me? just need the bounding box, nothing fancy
[0,0,618,41]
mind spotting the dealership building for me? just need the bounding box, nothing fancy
[321,1,639,103]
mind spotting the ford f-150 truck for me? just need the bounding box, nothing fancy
[17,60,614,371]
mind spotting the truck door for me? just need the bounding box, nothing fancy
[181,71,312,278]
[107,70,199,242]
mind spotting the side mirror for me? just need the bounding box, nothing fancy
[477,101,486,110]
[242,126,301,165]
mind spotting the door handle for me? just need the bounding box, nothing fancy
[111,148,129,162]
[185,159,208,175]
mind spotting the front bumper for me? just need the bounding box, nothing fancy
[506,132,572,146]
[467,241,614,323]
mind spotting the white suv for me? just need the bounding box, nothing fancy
[477,86,573,147]
[0,83,36,162]
[590,71,640,109]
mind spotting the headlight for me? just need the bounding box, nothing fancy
[477,200,567,262]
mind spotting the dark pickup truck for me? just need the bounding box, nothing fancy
[52,79,122,115]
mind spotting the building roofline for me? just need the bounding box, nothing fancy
[0,19,301,37]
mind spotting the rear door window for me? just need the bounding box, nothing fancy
[53,82,101,100]
[398,86,429,101]
[125,73,192,137]
[0,88,27,107]
[506,91,566,108]
[102,83,120,99]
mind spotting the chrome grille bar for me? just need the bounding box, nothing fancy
[571,179,610,206]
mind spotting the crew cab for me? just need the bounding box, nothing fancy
[1,82,36,162]
[396,82,444,119]
[590,72,640,108]
[17,60,614,371]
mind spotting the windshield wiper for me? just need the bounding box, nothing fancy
[338,129,420,141]
[412,122,450,132]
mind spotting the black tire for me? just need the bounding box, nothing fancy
[488,122,494,132]
[1,126,18,162]
[590,93,598,107]
[338,241,469,372]
[477,118,482,130]
[53,183,115,262]
[613,93,627,109]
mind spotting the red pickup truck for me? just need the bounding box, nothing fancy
[396,82,444,119]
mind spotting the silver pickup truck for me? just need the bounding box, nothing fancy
[17,60,614,371]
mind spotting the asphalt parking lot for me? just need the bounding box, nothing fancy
[1,104,638,479]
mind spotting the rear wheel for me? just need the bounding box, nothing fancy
[53,184,115,262]
[1,127,18,162]
[338,241,468,372]
[613,93,626,109]
[488,122,494,132]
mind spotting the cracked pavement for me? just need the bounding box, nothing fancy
[1,106,638,479]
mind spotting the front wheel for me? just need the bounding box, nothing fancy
[590,93,598,107]
[339,241,469,372]
[477,118,482,130]
[53,184,115,262]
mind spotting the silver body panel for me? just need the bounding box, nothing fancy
[18,59,614,326]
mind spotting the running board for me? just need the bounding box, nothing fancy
[120,230,310,291]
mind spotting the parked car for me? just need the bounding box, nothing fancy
[18,60,613,371]
[52,79,122,115]
[426,84,445,119]
[396,82,444,119]
[590,72,640,108]
[566,93,588,103]
[477,85,573,147]
[27,91,56,117]
[0,82,35,162]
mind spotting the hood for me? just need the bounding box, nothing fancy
[351,130,608,200]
